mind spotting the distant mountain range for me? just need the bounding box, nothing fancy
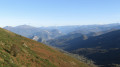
[4,23,120,42]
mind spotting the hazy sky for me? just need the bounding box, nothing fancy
[0,0,120,27]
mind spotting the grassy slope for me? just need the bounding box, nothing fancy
[0,28,90,67]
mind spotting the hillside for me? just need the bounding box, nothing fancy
[47,30,120,67]
[46,33,87,49]
[0,28,91,67]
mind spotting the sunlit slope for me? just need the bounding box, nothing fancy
[0,28,90,67]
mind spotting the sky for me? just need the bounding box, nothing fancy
[0,0,120,27]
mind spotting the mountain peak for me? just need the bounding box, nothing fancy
[15,25,36,28]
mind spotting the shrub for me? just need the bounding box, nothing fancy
[10,44,20,57]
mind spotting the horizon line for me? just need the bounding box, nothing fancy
[1,23,120,28]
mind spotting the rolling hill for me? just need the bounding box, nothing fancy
[0,28,92,67]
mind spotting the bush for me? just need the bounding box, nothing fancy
[10,44,20,57]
